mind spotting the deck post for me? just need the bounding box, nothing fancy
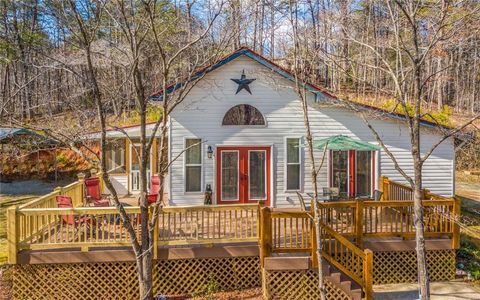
[355,200,364,248]
[7,206,19,264]
[381,176,389,201]
[77,173,86,206]
[452,197,461,249]
[262,268,271,300]
[423,188,430,200]
[259,206,271,267]
[363,249,373,300]
[54,186,63,195]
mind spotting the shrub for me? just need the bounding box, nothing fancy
[381,101,452,126]
[458,237,480,282]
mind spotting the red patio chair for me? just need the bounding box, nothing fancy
[84,177,110,207]
[147,175,160,205]
[56,195,96,227]
[136,175,161,206]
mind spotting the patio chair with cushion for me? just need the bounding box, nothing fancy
[56,195,97,230]
[84,177,110,207]
[137,175,161,206]
[148,175,160,205]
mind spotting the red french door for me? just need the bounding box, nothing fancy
[216,146,271,205]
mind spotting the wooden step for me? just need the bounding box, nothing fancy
[350,288,363,300]
[326,272,341,284]
[340,280,351,291]
[323,262,365,300]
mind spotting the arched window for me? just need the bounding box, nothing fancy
[222,104,265,126]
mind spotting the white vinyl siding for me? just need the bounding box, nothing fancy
[168,55,454,207]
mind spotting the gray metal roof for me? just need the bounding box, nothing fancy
[0,127,57,144]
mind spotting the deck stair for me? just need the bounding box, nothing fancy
[324,261,363,300]
[264,256,364,299]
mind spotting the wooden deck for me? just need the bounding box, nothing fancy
[6,176,460,300]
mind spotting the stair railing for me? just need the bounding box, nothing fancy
[259,206,373,300]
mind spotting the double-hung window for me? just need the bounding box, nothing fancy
[286,138,301,190]
[185,138,202,192]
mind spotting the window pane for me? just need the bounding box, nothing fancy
[186,139,201,164]
[222,104,265,125]
[131,145,150,171]
[249,151,266,199]
[287,164,300,190]
[356,151,372,197]
[106,140,125,173]
[221,152,238,200]
[332,151,348,197]
[186,166,201,192]
[287,138,300,163]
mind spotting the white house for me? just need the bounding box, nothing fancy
[99,48,455,207]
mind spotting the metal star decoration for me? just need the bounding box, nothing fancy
[231,70,256,94]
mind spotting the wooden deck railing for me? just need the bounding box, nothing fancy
[381,176,414,201]
[316,199,458,247]
[361,200,456,239]
[270,210,313,253]
[380,176,453,202]
[320,222,373,299]
[259,207,373,300]
[15,206,142,251]
[18,176,85,209]
[8,204,260,263]
[157,204,259,245]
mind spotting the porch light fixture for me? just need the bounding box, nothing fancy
[207,146,214,159]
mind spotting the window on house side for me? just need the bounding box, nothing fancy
[185,138,202,192]
[106,140,126,173]
[286,138,301,190]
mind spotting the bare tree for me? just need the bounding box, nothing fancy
[4,1,230,299]
[326,1,480,299]
[287,1,326,299]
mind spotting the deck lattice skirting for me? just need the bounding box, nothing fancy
[11,256,261,299]
[263,269,351,300]
[373,249,456,284]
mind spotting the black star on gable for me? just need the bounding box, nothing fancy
[231,70,256,94]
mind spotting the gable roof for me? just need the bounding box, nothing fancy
[150,47,453,130]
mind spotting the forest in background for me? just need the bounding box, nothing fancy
[1,0,479,172]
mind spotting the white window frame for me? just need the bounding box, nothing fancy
[248,150,268,201]
[220,150,240,201]
[184,138,203,193]
[285,137,302,192]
